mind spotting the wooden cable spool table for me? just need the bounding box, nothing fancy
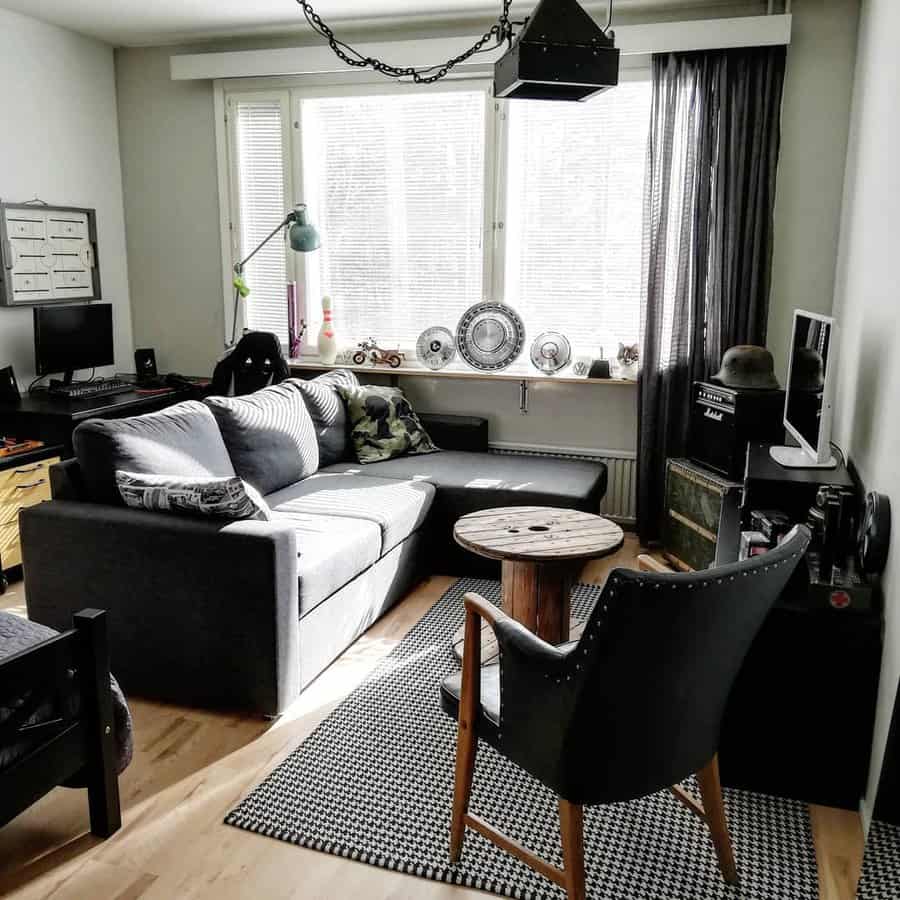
[451,507,625,664]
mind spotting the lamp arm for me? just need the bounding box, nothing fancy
[233,211,297,275]
[228,205,307,347]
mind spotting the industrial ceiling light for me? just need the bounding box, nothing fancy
[295,0,619,101]
[494,0,620,101]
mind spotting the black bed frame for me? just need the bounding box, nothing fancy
[0,609,121,836]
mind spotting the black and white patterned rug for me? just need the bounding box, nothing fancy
[226,578,820,899]
[857,820,900,899]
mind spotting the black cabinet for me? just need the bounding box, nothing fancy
[720,598,881,810]
[719,443,882,810]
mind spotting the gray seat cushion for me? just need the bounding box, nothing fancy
[289,370,359,468]
[266,472,435,556]
[267,509,382,617]
[323,450,607,512]
[205,382,319,495]
[73,400,236,505]
[322,450,607,576]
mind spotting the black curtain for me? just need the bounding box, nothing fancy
[636,47,786,543]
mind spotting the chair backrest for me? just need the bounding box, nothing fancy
[521,526,810,805]
[212,331,289,397]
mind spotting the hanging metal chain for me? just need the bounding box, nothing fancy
[296,0,515,84]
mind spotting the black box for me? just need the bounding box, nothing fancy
[689,382,785,480]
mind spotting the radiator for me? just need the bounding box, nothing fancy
[488,443,637,525]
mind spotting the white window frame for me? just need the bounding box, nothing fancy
[214,69,650,358]
[221,89,295,343]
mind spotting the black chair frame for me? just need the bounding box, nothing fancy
[0,609,121,837]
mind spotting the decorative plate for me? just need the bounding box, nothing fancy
[530,332,572,374]
[456,302,525,371]
[416,326,456,371]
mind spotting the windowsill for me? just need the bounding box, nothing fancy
[288,358,638,387]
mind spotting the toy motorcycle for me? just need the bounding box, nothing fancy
[352,338,405,369]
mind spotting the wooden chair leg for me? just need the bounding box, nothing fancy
[449,713,478,862]
[696,755,738,884]
[450,604,482,862]
[559,799,586,900]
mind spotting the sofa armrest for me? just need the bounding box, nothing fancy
[50,458,87,501]
[419,413,488,452]
[20,501,300,717]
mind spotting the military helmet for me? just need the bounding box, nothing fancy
[710,345,781,391]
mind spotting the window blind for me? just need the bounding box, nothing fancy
[300,90,486,348]
[503,80,651,358]
[233,99,289,343]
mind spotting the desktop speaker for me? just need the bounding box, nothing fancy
[134,348,157,380]
[0,366,20,403]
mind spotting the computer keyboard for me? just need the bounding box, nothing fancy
[48,378,134,400]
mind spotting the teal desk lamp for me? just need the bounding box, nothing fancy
[229,203,321,347]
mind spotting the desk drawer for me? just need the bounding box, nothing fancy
[0,457,59,570]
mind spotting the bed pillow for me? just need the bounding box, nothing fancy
[289,369,359,468]
[73,401,236,505]
[205,382,319,494]
[337,384,438,464]
[116,471,271,521]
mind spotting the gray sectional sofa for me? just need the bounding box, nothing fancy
[21,370,607,716]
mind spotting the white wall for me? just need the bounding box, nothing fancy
[115,1,858,453]
[830,0,900,823]
[767,0,860,381]
[0,9,133,390]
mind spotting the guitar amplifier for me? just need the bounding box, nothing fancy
[663,458,742,571]
[688,382,784,480]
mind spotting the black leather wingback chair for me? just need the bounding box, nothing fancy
[212,331,289,397]
[440,526,811,899]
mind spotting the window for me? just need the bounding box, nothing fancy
[225,77,651,362]
[301,89,487,347]
[230,95,291,342]
[503,81,651,353]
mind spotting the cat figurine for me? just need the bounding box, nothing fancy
[617,342,640,380]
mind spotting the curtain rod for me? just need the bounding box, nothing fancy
[172,14,792,81]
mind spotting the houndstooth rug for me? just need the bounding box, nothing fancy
[857,820,900,899]
[226,577,820,900]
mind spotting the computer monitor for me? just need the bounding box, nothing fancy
[770,309,838,469]
[33,303,114,385]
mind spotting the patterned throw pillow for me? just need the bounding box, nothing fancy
[116,471,271,521]
[337,385,439,465]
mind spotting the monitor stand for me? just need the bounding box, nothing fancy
[769,445,838,469]
[48,370,76,390]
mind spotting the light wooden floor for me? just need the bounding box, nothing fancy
[0,536,864,899]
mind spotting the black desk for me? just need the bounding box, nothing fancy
[743,440,854,525]
[720,596,881,809]
[717,442,881,810]
[0,388,197,458]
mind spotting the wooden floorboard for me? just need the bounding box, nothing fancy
[0,536,863,899]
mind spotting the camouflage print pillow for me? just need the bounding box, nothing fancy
[337,385,439,465]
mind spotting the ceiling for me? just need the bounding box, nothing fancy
[0,0,745,47]
[0,0,519,46]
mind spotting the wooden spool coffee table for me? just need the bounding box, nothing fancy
[451,506,625,664]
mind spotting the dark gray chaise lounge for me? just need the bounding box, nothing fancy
[21,372,606,717]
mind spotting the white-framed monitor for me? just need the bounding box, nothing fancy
[770,309,838,469]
